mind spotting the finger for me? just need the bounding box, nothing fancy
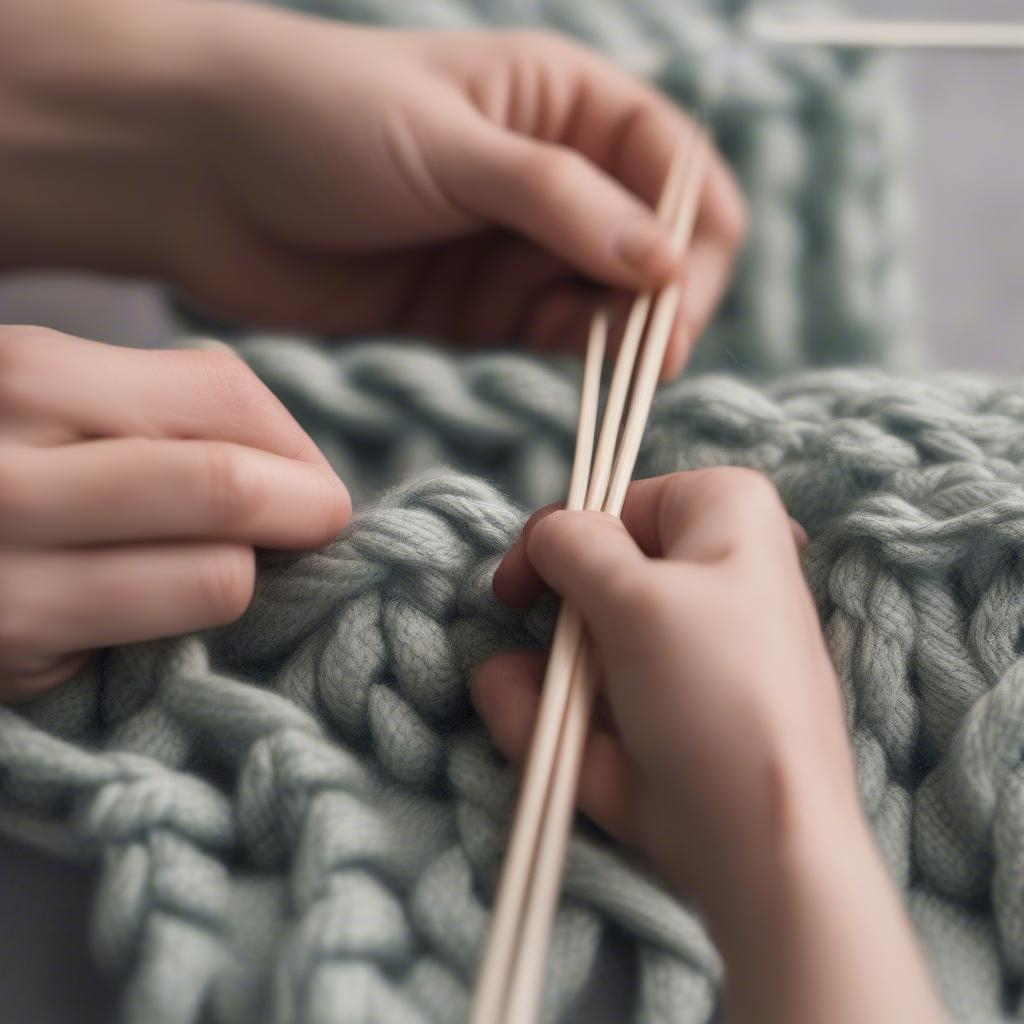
[0,438,350,549]
[0,543,256,659]
[496,472,804,609]
[616,470,796,564]
[0,652,92,703]
[449,35,745,297]
[452,119,677,293]
[526,510,650,633]
[2,328,329,466]
[492,502,562,608]
[680,235,740,341]
[471,651,639,845]
[567,48,746,265]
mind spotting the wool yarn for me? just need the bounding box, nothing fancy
[247,0,919,376]
[4,342,1024,1023]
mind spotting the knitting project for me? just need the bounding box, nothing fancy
[0,2,998,1021]
[252,0,918,376]
[2,339,1024,1024]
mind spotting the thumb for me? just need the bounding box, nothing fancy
[527,510,649,631]
[455,123,678,292]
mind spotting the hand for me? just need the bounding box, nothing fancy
[476,468,850,897]
[0,327,350,700]
[474,469,945,1024]
[0,2,745,377]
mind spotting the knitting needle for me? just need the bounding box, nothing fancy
[746,15,1024,50]
[582,136,690,513]
[500,130,711,1024]
[469,311,606,1024]
[605,131,710,517]
[471,138,691,1024]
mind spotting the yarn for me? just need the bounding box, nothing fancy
[0,3,993,1019]
[4,343,1024,1022]
[239,0,919,376]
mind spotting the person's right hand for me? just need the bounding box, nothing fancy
[475,468,854,901]
[0,327,350,700]
[474,469,946,1024]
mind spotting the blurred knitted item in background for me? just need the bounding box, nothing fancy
[241,0,918,375]
[4,353,1024,1023]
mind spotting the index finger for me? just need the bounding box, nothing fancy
[562,50,746,377]
[557,41,744,241]
[493,470,804,607]
[5,329,330,467]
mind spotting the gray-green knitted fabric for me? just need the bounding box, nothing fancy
[4,343,1024,1023]
[247,0,917,376]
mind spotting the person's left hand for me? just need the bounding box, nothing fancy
[1,2,745,377]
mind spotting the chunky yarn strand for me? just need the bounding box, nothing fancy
[5,351,1024,1022]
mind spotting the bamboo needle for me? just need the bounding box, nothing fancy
[469,313,606,1024]
[471,135,695,1024]
[747,15,1024,50]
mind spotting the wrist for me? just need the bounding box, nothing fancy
[700,784,870,949]
[695,781,940,1024]
[696,731,866,926]
[0,0,211,277]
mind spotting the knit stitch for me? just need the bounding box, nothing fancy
[4,345,1024,1023]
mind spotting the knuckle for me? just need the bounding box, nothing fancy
[202,443,259,530]
[603,566,666,622]
[0,325,47,405]
[519,145,583,203]
[180,345,267,408]
[720,465,782,506]
[706,467,787,528]
[199,545,255,624]
[309,469,352,544]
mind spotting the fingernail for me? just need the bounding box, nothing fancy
[613,218,672,277]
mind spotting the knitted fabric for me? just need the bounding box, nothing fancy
[246,0,918,376]
[4,342,1024,1023]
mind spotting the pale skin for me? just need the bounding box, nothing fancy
[475,470,948,1023]
[0,1,945,1020]
[0,0,743,696]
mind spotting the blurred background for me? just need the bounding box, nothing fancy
[1,1,1022,1022]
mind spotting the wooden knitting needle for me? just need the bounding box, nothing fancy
[469,313,606,1024]
[470,135,692,1024]
[747,15,1024,50]
[501,130,711,1024]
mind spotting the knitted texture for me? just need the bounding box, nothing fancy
[4,344,1024,1023]
[245,0,918,376]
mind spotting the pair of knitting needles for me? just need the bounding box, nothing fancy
[469,130,709,1024]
